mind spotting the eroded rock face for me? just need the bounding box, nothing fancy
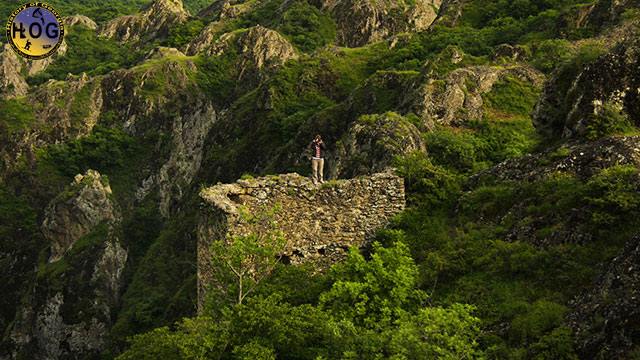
[197,0,256,20]
[42,170,118,262]
[331,112,426,178]
[100,57,218,215]
[9,170,126,360]
[584,0,640,29]
[470,136,640,184]
[568,235,640,359]
[409,65,543,129]
[99,0,189,43]
[156,100,218,216]
[0,73,103,176]
[0,43,28,99]
[466,136,640,247]
[533,30,640,138]
[63,15,98,30]
[431,0,466,27]
[100,58,197,134]
[326,0,441,47]
[188,25,297,85]
[197,171,406,308]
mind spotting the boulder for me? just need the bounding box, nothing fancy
[331,112,426,178]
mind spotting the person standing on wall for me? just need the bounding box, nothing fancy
[309,134,326,185]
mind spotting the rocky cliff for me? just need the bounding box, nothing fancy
[409,63,543,129]
[0,44,28,99]
[533,26,640,138]
[99,0,189,43]
[197,171,405,308]
[568,235,640,359]
[8,170,127,360]
[331,112,425,178]
[326,0,441,47]
[43,170,119,262]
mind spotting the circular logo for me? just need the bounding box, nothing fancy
[5,3,64,60]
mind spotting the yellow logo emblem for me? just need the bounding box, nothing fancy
[5,2,64,60]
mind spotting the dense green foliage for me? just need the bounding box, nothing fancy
[28,25,144,85]
[118,242,484,359]
[0,0,209,30]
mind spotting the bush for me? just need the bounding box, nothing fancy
[165,19,206,48]
[279,0,336,52]
[585,101,633,140]
[27,25,143,85]
[394,152,462,207]
[530,39,575,73]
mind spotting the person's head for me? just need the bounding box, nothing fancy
[314,134,322,141]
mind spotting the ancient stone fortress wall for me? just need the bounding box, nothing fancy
[197,171,406,308]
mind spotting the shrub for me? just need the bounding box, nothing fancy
[165,19,206,48]
[584,101,633,140]
[27,25,143,85]
[279,0,336,52]
[530,39,575,73]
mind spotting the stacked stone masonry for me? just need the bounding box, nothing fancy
[197,171,405,308]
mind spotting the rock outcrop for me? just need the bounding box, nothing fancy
[583,0,640,29]
[408,64,543,129]
[8,170,126,360]
[470,136,640,184]
[144,46,186,60]
[0,73,103,175]
[533,28,640,138]
[431,0,466,27]
[101,57,218,216]
[99,0,189,43]
[466,136,640,247]
[568,235,640,359]
[187,25,297,85]
[42,170,119,262]
[63,15,98,30]
[0,43,28,99]
[197,0,256,20]
[324,0,442,47]
[330,112,426,178]
[197,171,405,308]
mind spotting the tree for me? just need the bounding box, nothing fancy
[206,206,287,309]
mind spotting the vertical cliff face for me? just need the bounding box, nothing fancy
[0,44,28,99]
[197,171,405,308]
[8,170,127,360]
[42,170,119,263]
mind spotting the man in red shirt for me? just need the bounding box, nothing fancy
[309,134,326,184]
